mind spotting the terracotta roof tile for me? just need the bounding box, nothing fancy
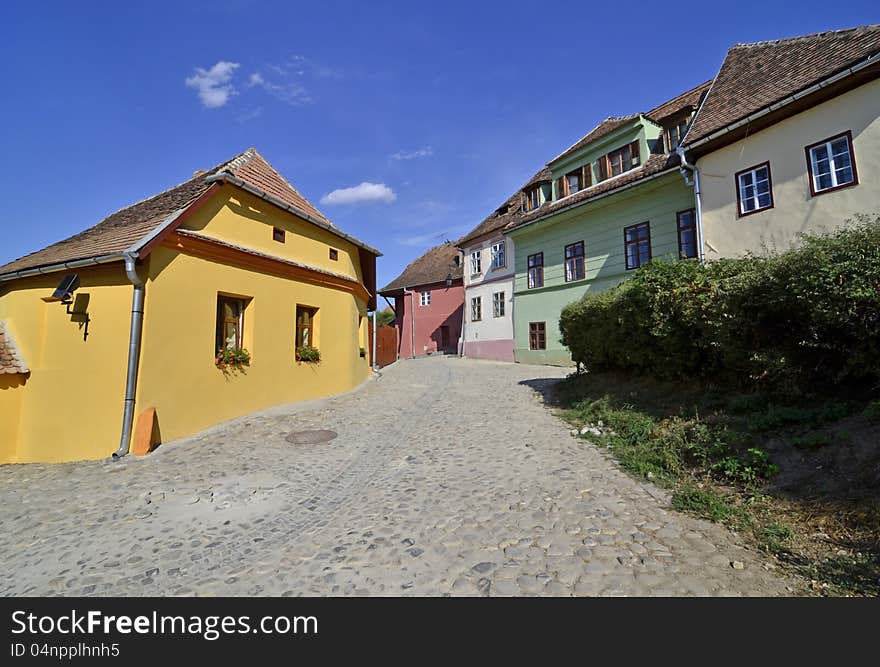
[456,166,550,247]
[644,80,712,123]
[549,116,639,165]
[0,148,343,277]
[507,153,681,231]
[684,25,880,146]
[379,242,463,294]
[0,321,28,374]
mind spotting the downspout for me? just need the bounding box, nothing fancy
[113,253,145,459]
[676,146,706,265]
[371,309,378,372]
[402,287,416,359]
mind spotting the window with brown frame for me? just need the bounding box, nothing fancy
[676,209,698,259]
[624,222,651,270]
[527,252,544,288]
[598,141,641,181]
[564,241,585,282]
[272,227,285,243]
[735,162,773,216]
[216,296,246,353]
[522,186,542,212]
[329,248,339,261]
[295,305,318,348]
[529,322,546,350]
[805,131,858,196]
[666,117,691,150]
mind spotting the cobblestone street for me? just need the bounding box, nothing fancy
[0,356,799,596]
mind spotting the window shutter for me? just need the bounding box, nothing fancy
[631,140,641,166]
[556,177,565,199]
[582,165,592,187]
[597,157,608,182]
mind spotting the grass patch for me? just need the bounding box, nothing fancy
[556,369,880,596]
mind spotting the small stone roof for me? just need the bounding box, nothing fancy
[0,148,340,277]
[684,24,880,146]
[0,321,28,374]
[644,80,712,124]
[379,242,463,295]
[548,116,640,166]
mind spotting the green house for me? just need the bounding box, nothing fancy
[506,82,710,365]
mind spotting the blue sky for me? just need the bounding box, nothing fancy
[2,1,877,292]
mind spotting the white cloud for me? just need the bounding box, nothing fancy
[320,183,397,206]
[391,147,434,161]
[185,61,240,108]
[248,67,312,106]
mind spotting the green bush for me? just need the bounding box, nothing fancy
[559,215,880,395]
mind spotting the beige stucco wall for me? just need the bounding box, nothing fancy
[697,77,880,257]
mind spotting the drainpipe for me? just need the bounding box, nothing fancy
[113,253,145,459]
[402,287,416,359]
[371,309,378,372]
[676,146,706,265]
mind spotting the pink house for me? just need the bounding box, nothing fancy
[379,243,464,359]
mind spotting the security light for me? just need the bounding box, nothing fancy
[445,272,453,287]
[42,274,80,304]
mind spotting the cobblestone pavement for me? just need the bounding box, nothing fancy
[0,356,801,596]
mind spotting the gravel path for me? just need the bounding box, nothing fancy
[0,356,800,596]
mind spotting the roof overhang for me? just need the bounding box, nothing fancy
[205,172,382,257]
[683,53,880,158]
[506,165,680,236]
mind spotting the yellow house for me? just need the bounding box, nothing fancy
[679,25,880,258]
[0,148,380,463]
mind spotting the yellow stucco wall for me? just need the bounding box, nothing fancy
[697,78,880,257]
[0,186,372,464]
[183,184,364,283]
[136,245,370,446]
[0,266,133,462]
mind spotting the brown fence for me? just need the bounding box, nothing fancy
[368,323,398,368]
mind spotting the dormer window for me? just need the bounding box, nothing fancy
[597,141,641,182]
[666,116,692,150]
[523,186,541,212]
[555,166,591,199]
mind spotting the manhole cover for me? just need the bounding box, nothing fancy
[285,429,338,444]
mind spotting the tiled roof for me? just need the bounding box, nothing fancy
[684,24,880,146]
[456,166,551,247]
[0,321,28,374]
[507,153,681,232]
[549,115,640,166]
[379,242,463,294]
[0,148,336,277]
[645,80,712,123]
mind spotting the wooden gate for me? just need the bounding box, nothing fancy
[368,323,398,368]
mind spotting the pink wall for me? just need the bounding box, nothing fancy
[394,280,464,358]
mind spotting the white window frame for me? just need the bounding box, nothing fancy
[490,241,505,270]
[471,296,482,322]
[807,133,856,195]
[736,163,773,215]
[419,290,431,306]
[492,291,505,318]
[470,250,482,275]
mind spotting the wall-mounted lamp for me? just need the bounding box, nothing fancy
[42,274,90,339]
[445,272,453,287]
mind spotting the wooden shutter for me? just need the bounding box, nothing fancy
[556,177,566,199]
[597,156,608,182]
[631,140,641,166]
[582,165,592,187]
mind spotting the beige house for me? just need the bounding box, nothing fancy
[680,25,880,258]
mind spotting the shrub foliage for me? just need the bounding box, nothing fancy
[559,215,880,395]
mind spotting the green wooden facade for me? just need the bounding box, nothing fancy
[508,148,695,365]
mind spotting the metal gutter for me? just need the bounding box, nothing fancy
[0,253,126,283]
[506,165,680,236]
[684,51,880,152]
[205,172,382,257]
[676,147,706,264]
